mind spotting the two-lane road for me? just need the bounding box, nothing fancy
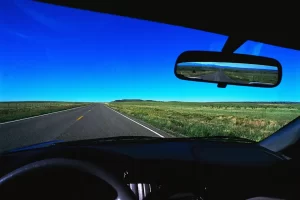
[0,104,169,152]
[190,70,249,84]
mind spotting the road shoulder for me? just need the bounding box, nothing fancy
[105,105,174,138]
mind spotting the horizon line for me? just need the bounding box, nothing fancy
[1,100,299,103]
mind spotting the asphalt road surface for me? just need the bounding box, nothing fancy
[191,70,248,84]
[0,104,170,152]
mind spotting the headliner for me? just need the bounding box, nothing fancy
[35,0,300,51]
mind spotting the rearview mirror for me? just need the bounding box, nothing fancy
[174,51,282,88]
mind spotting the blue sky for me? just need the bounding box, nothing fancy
[0,0,300,102]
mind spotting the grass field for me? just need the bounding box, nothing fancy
[176,66,278,84]
[176,66,217,77]
[108,101,300,141]
[223,68,278,84]
[0,102,91,123]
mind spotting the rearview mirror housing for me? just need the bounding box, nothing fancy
[174,51,282,88]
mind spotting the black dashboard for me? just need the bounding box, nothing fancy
[0,139,297,200]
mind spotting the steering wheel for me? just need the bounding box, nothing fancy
[0,158,136,200]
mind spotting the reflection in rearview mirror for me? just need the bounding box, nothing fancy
[174,51,282,88]
[177,62,278,86]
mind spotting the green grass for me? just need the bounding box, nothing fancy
[223,69,278,83]
[108,101,300,141]
[176,66,218,77]
[176,66,278,84]
[0,101,92,122]
[177,69,217,77]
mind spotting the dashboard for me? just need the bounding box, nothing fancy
[0,139,297,200]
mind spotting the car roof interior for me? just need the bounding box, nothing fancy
[35,0,299,52]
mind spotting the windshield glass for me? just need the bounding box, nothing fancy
[1,0,300,152]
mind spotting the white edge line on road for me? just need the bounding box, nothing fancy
[0,105,89,125]
[105,106,165,138]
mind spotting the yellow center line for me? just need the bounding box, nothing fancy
[75,109,91,121]
[76,116,83,121]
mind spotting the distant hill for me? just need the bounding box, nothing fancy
[111,100,300,104]
[112,99,159,102]
[179,63,277,72]
[206,64,277,72]
[0,101,88,103]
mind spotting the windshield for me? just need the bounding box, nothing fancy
[1,0,300,152]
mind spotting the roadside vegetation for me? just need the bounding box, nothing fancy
[0,102,91,123]
[176,66,278,84]
[108,101,300,141]
[176,66,217,77]
[223,68,278,83]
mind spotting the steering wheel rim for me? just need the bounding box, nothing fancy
[0,158,136,200]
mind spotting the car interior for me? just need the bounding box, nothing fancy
[1,1,299,200]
